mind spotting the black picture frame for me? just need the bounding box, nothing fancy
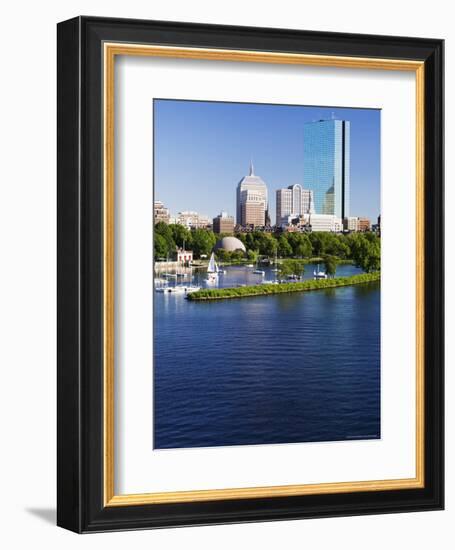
[57,16,444,533]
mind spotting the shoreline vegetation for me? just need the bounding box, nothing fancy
[187,272,380,301]
[155,223,381,275]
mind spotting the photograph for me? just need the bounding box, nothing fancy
[55,18,444,531]
[0,0,448,541]
[153,99,382,449]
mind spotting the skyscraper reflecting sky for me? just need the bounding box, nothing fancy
[303,119,350,219]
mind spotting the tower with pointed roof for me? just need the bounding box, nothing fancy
[236,161,268,227]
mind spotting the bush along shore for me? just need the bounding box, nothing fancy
[187,272,380,302]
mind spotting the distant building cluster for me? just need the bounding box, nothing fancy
[154,118,378,235]
[173,211,211,229]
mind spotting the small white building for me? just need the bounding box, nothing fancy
[177,248,193,265]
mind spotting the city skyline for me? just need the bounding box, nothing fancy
[154,99,381,222]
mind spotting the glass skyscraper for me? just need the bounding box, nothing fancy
[303,119,350,219]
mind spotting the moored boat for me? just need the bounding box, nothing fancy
[157,285,201,294]
[184,285,201,293]
[205,252,219,284]
[313,264,328,279]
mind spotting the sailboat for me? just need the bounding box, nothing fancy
[253,259,265,276]
[205,252,219,285]
[271,249,279,273]
[313,264,327,280]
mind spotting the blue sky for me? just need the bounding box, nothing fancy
[154,99,381,222]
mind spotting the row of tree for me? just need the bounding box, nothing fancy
[154,222,217,259]
[154,222,380,273]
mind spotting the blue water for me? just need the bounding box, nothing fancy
[154,264,380,449]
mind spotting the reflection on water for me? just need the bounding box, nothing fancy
[154,264,380,449]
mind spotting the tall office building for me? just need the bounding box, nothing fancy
[236,161,268,227]
[213,211,235,234]
[303,119,350,219]
[276,184,314,226]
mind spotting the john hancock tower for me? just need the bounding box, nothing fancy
[303,119,350,219]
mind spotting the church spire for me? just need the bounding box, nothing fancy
[249,159,255,176]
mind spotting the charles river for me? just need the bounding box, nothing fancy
[154,263,380,449]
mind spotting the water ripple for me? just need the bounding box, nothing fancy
[154,266,380,449]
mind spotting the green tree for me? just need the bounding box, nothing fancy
[231,249,246,262]
[169,224,192,249]
[326,234,350,258]
[348,233,381,273]
[308,232,332,256]
[322,254,339,277]
[215,248,231,262]
[362,241,380,272]
[244,231,276,256]
[296,234,312,258]
[277,235,293,258]
[260,234,278,257]
[235,233,247,246]
[154,233,169,259]
[247,249,259,263]
[191,229,217,258]
[155,222,175,256]
[292,260,306,277]
[278,259,305,279]
[287,233,312,258]
[244,232,258,251]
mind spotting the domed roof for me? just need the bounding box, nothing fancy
[213,236,246,253]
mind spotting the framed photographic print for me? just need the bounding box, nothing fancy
[57,16,444,532]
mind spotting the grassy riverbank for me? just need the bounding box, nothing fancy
[187,272,380,301]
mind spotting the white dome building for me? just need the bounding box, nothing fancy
[213,236,246,254]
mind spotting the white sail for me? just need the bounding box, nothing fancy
[207,252,217,273]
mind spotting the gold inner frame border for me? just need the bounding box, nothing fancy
[103,42,425,506]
